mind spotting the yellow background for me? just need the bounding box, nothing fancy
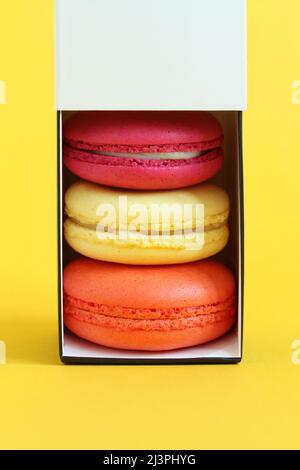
[0,0,300,449]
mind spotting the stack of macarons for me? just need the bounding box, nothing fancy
[63,111,237,351]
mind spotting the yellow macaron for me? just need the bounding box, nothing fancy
[64,181,230,265]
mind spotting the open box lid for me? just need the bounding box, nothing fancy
[56,0,247,111]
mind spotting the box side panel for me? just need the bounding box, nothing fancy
[238,112,244,359]
[57,112,64,361]
[55,0,247,110]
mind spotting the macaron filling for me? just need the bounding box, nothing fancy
[98,150,209,160]
[64,217,229,253]
[64,295,236,331]
[63,134,223,155]
[64,145,223,170]
[64,293,236,320]
[67,217,227,236]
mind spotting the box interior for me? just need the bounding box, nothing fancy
[59,111,242,363]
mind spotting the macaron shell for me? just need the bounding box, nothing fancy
[63,111,223,151]
[64,147,223,190]
[63,258,236,310]
[65,181,229,228]
[64,313,236,351]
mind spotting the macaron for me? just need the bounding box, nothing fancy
[63,111,224,190]
[64,181,230,265]
[63,257,237,351]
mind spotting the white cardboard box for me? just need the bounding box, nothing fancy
[56,0,247,364]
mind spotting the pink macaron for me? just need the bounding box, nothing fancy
[63,111,224,190]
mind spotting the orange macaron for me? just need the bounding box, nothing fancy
[63,257,237,351]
